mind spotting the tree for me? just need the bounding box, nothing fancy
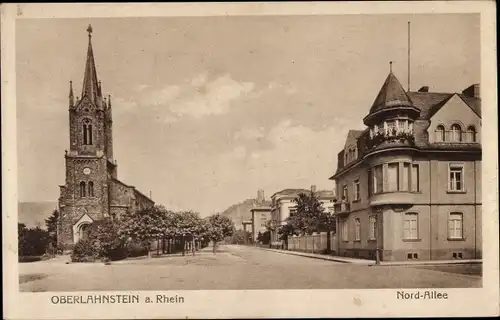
[206,213,234,254]
[118,205,165,258]
[290,191,336,253]
[230,229,251,244]
[18,223,27,256]
[45,209,59,253]
[257,230,270,245]
[176,210,203,255]
[18,224,50,257]
[87,218,126,260]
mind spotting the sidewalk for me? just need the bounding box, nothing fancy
[260,247,373,265]
[258,247,482,266]
[377,259,482,266]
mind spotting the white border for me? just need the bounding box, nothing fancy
[2,2,498,319]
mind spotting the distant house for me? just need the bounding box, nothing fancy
[250,190,272,243]
[330,70,481,261]
[269,185,335,242]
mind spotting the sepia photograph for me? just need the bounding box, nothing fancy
[2,2,498,319]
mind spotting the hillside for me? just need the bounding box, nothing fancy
[221,198,272,230]
[18,201,58,229]
[221,199,256,229]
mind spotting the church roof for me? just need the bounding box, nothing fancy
[81,25,100,103]
[369,71,414,114]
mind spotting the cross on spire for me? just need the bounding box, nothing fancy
[390,61,393,73]
[81,24,99,102]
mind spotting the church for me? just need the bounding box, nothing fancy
[57,25,154,250]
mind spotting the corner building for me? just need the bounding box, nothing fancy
[57,26,154,250]
[330,71,481,261]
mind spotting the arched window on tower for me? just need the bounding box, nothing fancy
[467,125,477,142]
[88,181,94,197]
[450,124,462,142]
[82,119,93,145]
[435,125,445,142]
[79,181,86,197]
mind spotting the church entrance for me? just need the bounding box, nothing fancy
[79,223,91,241]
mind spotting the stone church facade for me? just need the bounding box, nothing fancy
[57,25,154,250]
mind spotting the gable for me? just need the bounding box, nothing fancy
[76,96,97,113]
[430,94,481,127]
[343,130,363,150]
[73,212,94,227]
[428,94,481,142]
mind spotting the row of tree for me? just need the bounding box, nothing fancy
[272,191,336,252]
[71,206,236,262]
[117,206,235,255]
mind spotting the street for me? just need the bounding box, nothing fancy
[19,245,481,291]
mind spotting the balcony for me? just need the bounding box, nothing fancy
[334,201,351,214]
[365,130,416,152]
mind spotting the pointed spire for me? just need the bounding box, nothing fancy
[81,24,99,103]
[69,80,74,107]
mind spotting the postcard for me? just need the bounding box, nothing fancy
[2,2,498,319]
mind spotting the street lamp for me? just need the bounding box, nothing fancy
[375,213,380,265]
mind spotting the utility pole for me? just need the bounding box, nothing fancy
[407,21,411,92]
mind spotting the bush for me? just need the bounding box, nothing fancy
[126,242,148,258]
[71,218,130,262]
[18,256,42,263]
[71,238,99,262]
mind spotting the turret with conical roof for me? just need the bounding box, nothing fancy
[363,65,420,152]
[364,66,420,126]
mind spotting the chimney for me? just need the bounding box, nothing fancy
[462,84,480,98]
[418,86,429,92]
[311,185,317,193]
[257,189,265,204]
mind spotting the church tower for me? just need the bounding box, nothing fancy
[58,25,116,249]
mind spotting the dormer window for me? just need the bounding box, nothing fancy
[467,126,477,142]
[435,125,445,142]
[450,124,462,142]
[345,146,358,164]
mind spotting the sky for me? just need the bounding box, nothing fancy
[16,14,480,216]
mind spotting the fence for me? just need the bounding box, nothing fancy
[286,232,337,254]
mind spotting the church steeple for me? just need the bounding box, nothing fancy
[81,24,99,103]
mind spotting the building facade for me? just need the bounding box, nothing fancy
[269,186,335,242]
[330,70,481,261]
[250,190,272,243]
[57,26,154,250]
